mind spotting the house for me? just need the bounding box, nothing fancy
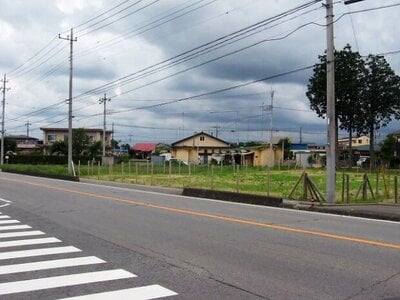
[171,132,231,164]
[338,135,370,149]
[40,127,112,147]
[133,143,158,159]
[5,135,41,154]
[171,132,283,166]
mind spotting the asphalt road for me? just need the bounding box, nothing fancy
[0,172,399,299]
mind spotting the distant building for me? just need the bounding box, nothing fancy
[338,135,370,149]
[5,135,40,154]
[40,128,112,155]
[133,143,158,159]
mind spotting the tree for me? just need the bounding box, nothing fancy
[2,138,17,153]
[72,128,89,156]
[277,137,291,159]
[356,54,400,168]
[49,140,67,155]
[87,141,101,158]
[306,45,365,167]
[379,134,396,167]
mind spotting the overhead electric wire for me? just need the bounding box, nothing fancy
[75,0,218,58]
[74,0,322,100]
[77,0,161,38]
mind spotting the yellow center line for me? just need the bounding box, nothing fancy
[1,176,400,250]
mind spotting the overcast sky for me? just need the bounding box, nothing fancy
[1,0,399,145]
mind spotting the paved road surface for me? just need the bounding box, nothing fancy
[0,173,399,299]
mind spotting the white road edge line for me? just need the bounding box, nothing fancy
[0,256,106,275]
[58,284,178,300]
[0,237,61,248]
[0,230,45,239]
[0,246,81,260]
[0,269,136,295]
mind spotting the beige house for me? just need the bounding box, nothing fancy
[40,127,112,147]
[338,135,370,149]
[171,132,282,166]
[171,132,231,164]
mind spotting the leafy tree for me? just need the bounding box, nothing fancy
[356,55,400,168]
[111,139,119,150]
[72,128,89,156]
[87,141,101,157]
[49,140,67,155]
[3,138,17,153]
[306,45,365,167]
[277,137,291,159]
[379,134,396,166]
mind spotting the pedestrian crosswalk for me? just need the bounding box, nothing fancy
[0,212,178,299]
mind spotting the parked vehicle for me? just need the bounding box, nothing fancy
[356,156,369,167]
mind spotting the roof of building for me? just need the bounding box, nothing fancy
[40,127,112,133]
[133,143,158,152]
[171,131,230,147]
[6,135,39,141]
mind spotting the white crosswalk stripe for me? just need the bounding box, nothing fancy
[0,246,81,260]
[58,284,179,300]
[0,256,105,275]
[0,224,31,231]
[0,212,177,299]
[0,269,136,295]
[0,237,61,248]
[0,230,45,239]
[0,220,20,224]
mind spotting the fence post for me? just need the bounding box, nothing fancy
[151,162,154,186]
[135,162,138,184]
[91,160,94,176]
[179,161,181,175]
[346,174,350,204]
[78,160,81,178]
[341,173,345,203]
[128,160,131,175]
[395,176,398,204]
[168,160,172,187]
[97,161,100,180]
[376,172,379,197]
[121,162,124,181]
[303,173,308,201]
[109,163,112,180]
[362,174,368,201]
[236,165,240,193]
[211,164,215,190]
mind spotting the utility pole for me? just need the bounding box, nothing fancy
[25,121,32,137]
[269,90,275,168]
[212,125,221,138]
[1,74,8,166]
[300,127,303,144]
[99,93,111,157]
[59,28,77,175]
[326,0,336,204]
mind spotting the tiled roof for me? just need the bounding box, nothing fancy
[133,143,157,152]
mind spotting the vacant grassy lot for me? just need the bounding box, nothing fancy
[3,162,399,204]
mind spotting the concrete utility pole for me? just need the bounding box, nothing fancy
[99,93,111,157]
[1,74,8,166]
[59,28,77,175]
[212,125,221,138]
[326,0,336,204]
[269,90,275,168]
[25,121,32,137]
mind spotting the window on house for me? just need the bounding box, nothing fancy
[200,136,205,141]
[358,139,362,144]
[47,134,56,142]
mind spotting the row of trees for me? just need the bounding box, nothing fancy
[306,45,400,168]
